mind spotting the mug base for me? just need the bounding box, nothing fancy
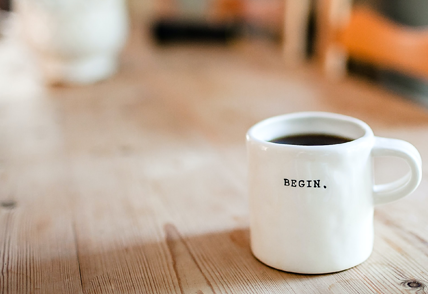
[40,54,119,85]
[251,249,372,275]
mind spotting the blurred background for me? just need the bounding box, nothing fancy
[1,0,428,104]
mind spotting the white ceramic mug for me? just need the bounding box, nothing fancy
[246,112,422,274]
[14,0,129,85]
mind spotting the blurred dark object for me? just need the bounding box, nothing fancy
[151,19,240,44]
[152,0,284,44]
[348,58,379,82]
[0,0,10,11]
[306,6,316,58]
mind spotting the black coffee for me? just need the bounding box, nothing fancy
[270,133,352,146]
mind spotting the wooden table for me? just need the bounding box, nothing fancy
[2,20,428,294]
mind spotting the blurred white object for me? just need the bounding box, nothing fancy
[14,0,129,85]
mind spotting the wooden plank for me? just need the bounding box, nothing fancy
[0,98,83,293]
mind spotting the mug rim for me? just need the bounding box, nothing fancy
[246,111,374,149]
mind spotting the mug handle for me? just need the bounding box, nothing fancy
[372,137,422,205]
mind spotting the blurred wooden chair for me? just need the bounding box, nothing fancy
[283,0,311,66]
[316,0,428,79]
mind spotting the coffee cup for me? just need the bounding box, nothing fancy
[246,112,422,274]
[14,0,129,85]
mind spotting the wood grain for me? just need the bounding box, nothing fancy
[1,15,428,294]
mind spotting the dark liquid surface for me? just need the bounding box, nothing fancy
[270,133,353,146]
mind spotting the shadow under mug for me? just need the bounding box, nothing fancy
[246,112,422,274]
